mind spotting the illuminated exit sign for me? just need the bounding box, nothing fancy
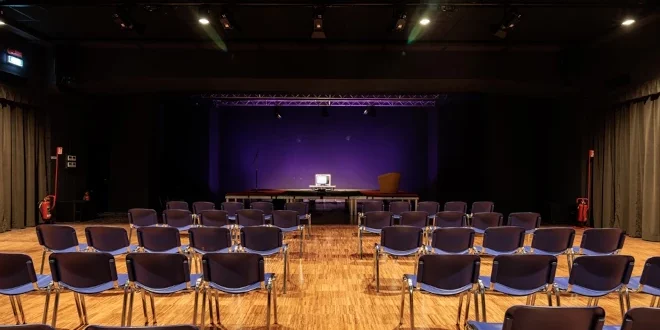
[6,48,23,67]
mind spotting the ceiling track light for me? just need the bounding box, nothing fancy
[493,8,522,39]
[274,106,282,119]
[112,6,144,34]
[363,105,376,117]
[312,6,326,39]
[198,5,211,25]
[392,6,407,31]
[219,6,239,31]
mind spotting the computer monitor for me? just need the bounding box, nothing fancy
[315,174,331,186]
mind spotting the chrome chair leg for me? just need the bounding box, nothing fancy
[464,288,472,326]
[43,285,52,325]
[408,282,414,329]
[10,296,20,325]
[555,287,561,306]
[51,288,61,328]
[16,296,26,324]
[149,293,157,325]
[531,293,537,306]
[214,290,221,325]
[358,228,363,259]
[267,281,272,330]
[375,249,380,292]
[127,288,135,326]
[456,292,465,325]
[39,250,47,274]
[473,290,480,322]
[200,288,208,328]
[566,253,572,273]
[299,227,304,258]
[193,287,199,325]
[273,276,279,325]
[80,294,89,325]
[481,287,487,322]
[547,290,553,306]
[283,248,289,294]
[140,289,149,325]
[618,291,626,319]
[128,227,133,243]
[73,293,84,326]
[651,296,658,307]
[398,279,406,326]
[121,286,129,326]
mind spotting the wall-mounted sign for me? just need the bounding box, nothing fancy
[7,49,23,57]
[7,54,23,67]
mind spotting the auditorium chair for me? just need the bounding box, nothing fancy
[85,226,138,256]
[417,201,440,223]
[358,211,392,259]
[389,201,411,222]
[47,252,128,328]
[571,228,626,264]
[250,201,274,221]
[198,210,232,228]
[432,211,468,228]
[626,257,660,309]
[221,202,244,222]
[136,227,187,254]
[166,200,189,211]
[271,210,304,257]
[374,226,424,292]
[478,255,558,321]
[35,224,88,274]
[236,209,267,228]
[124,253,201,326]
[473,226,526,256]
[427,228,476,255]
[0,253,52,324]
[192,201,215,224]
[188,227,234,272]
[468,306,605,330]
[554,255,635,319]
[285,202,312,237]
[470,201,494,214]
[523,227,575,271]
[604,307,660,330]
[357,200,384,225]
[162,209,195,232]
[127,208,159,242]
[198,253,278,329]
[399,211,430,243]
[471,212,504,234]
[444,201,467,213]
[508,212,542,234]
[399,254,482,328]
[239,226,289,294]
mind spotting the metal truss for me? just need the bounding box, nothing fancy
[202,93,440,107]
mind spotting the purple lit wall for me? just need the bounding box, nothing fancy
[214,106,433,194]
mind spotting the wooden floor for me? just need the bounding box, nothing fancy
[0,223,658,330]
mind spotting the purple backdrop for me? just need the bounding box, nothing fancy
[216,106,431,193]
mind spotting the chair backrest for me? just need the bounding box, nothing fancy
[389,201,411,215]
[221,202,244,217]
[434,211,467,228]
[508,212,542,231]
[202,253,265,289]
[162,209,194,229]
[250,201,274,215]
[128,208,159,227]
[380,226,423,251]
[471,201,494,214]
[236,209,266,227]
[0,325,57,330]
[166,201,189,211]
[619,307,660,330]
[417,201,440,215]
[285,202,309,215]
[430,228,476,254]
[361,200,384,213]
[640,257,660,290]
[188,227,233,252]
[569,255,635,292]
[272,210,300,229]
[85,226,130,253]
[500,306,605,330]
[192,201,215,214]
[35,224,79,250]
[49,252,118,288]
[580,228,626,253]
[0,253,38,290]
[416,254,480,290]
[136,227,181,252]
[126,253,191,289]
[363,211,393,229]
[85,326,198,330]
[444,201,467,213]
[240,226,283,252]
[399,211,429,228]
[471,212,504,231]
[199,210,230,227]
[483,226,526,253]
[490,255,557,290]
[531,228,576,254]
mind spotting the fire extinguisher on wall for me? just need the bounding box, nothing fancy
[577,198,589,223]
[40,147,63,223]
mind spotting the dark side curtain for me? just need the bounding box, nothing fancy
[0,83,50,232]
[592,79,660,241]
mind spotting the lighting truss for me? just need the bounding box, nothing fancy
[200,93,441,107]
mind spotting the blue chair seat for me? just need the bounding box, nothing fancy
[379,246,420,256]
[392,214,401,220]
[472,227,486,234]
[602,326,621,330]
[426,246,471,255]
[405,274,473,296]
[362,227,382,234]
[554,277,623,297]
[523,246,565,256]
[627,277,660,295]
[60,273,129,294]
[98,244,139,256]
[228,215,237,222]
[571,247,617,256]
[467,321,503,330]
[277,226,301,233]
[0,274,53,295]
[297,215,308,220]
[264,215,272,221]
[474,246,518,256]
[145,245,188,254]
[208,273,274,294]
[479,276,546,296]
[135,273,202,294]
[51,244,88,253]
[193,247,232,255]
[244,246,282,257]
[171,225,193,232]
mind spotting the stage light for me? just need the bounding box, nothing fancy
[419,18,430,26]
[312,6,326,39]
[0,20,5,26]
[198,5,211,25]
[621,18,635,26]
[220,14,232,29]
[112,7,135,30]
[321,107,329,117]
[393,10,407,31]
[274,106,282,119]
[493,9,522,39]
[363,106,376,117]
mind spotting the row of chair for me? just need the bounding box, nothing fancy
[0,251,277,329]
[396,253,660,328]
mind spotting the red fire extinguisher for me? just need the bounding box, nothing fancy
[40,147,62,223]
[83,191,90,201]
[577,198,589,223]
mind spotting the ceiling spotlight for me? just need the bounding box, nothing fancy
[363,106,376,117]
[493,9,522,39]
[274,106,282,120]
[0,20,5,26]
[220,14,232,29]
[419,18,431,26]
[392,7,407,31]
[112,7,135,30]
[198,5,211,25]
[621,18,635,26]
[312,6,326,39]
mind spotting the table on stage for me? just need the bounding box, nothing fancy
[225,189,419,219]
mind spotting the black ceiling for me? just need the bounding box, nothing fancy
[1,1,655,47]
